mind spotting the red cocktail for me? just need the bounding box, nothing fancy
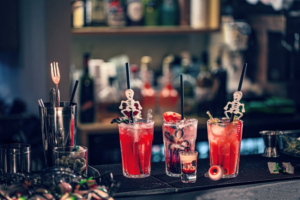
[118,120,154,178]
[207,119,243,178]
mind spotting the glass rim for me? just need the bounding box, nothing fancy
[207,118,243,125]
[162,118,198,125]
[118,119,154,126]
[53,145,87,153]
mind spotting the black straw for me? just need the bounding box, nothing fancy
[237,63,247,91]
[126,63,131,89]
[125,63,134,122]
[69,80,79,106]
[180,74,184,120]
[230,63,247,122]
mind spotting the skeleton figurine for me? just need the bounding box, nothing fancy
[224,91,245,119]
[119,89,142,119]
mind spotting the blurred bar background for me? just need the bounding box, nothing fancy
[0,0,300,169]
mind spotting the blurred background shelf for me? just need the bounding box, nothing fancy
[72,26,219,36]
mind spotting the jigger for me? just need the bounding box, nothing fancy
[260,130,281,157]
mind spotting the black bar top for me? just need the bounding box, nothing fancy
[92,154,300,198]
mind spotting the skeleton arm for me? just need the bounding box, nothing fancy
[119,100,125,109]
[224,102,232,110]
[136,101,142,110]
[240,103,245,113]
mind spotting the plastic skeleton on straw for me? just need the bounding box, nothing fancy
[119,89,142,120]
[224,91,245,120]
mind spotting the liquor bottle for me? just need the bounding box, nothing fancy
[98,76,121,121]
[197,52,213,88]
[107,0,126,27]
[161,0,179,26]
[126,0,143,26]
[142,0,161,26]
[196,51,214,116]
[85,0,108,26]
[208,0,220,30]
[190,0,208,29]
[140,56,156,118]
[178,0,189,26]
[159,56,179,114]
[79,53,95,123]
[130,64,143,102]
[212,54,227,117]
[71,0,85,28]
[178,52,197,116]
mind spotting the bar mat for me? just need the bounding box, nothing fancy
[152,154,300,192]
[93,154,300,197]
[93,164,174,197]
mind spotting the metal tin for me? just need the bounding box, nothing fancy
[0,143,31,173]
[39,101,77,167]
[259,130,281,157]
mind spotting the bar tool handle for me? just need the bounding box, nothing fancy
[49,87,60,107]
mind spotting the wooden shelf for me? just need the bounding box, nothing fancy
[72,26,219,36]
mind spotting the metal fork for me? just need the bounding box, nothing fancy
[51,62,60,107]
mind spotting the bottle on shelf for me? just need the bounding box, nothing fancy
[196,51,215,116]
[161,0,179,26]
[178,52,197,116]
[107,0,126,27]
[208,0,220,30]
[142,0,161,26]
[129,64,143,102]
[159,55,179,115]
[211,49,227,117]
[71,0,85,28]
[140,56,156,118]
[126,0,144,26]
[190,0,208,29]
[178,0,189,26]
[79,53,95,123]
[97,75,121,122]
[85,0,108,26]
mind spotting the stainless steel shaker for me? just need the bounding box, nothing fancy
[39,101,77,167]
[0,143,31,174]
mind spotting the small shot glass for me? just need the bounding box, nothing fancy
[179,151,198,183]
[53,146,88,175]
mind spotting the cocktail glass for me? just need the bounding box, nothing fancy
[207,118,243,178]
[179,151,198,183]
[162,119,198,177]
[118,119,154,178]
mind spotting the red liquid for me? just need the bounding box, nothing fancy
[119,122,154,177]
[182,167,196,174]
[207,120,243,176]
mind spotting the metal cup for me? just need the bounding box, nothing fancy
[260,130,280,157]
[39,102,77,167]
[0,143,31,174]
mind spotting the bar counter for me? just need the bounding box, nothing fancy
[92,154,300,199]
